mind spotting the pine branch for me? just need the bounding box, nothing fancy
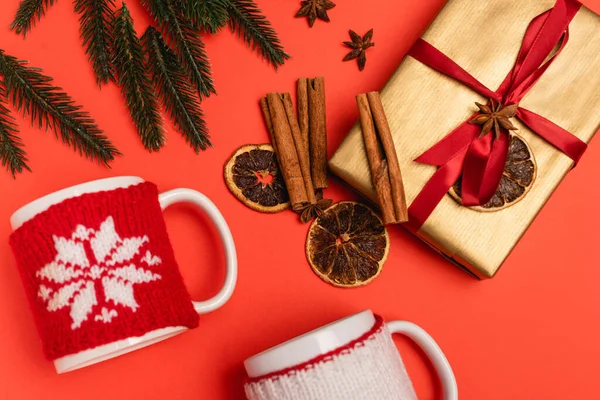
[142,27,211,153]
[0,82,30,177]
[225,0,290,69]
[141,0,215,98]
[74,0,116,86]
[139,0,167,22]
[182,0,229,34]
[0,49,120,166]
[113,4,165,151]
[10,0,58,37]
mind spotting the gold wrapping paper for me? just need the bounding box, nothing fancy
[329,0,600,278]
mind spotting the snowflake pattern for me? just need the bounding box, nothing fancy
[36,216,162,329]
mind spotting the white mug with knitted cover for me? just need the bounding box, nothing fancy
[244,310,457,400]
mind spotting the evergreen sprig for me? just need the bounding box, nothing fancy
[10,0,289,168]
[226,0,290,69]
[142,27,211,153]
[10,0,57,37]
[113,4,165,151]
[182,0,229,34]
[0,49,120,168]
[74,0,116,86]
[0,83,29,176]
[142,0,215,98]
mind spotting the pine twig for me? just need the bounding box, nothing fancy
[226,0,290,69]
[0,83,30,177]
[0,49,120,166]
[141,0,215,99]
[74,0,116,86]
[113,3,165,151]
[142,27,211,153]
[10,0,58,37]
[182,0,229,34]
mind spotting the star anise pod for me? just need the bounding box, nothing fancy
[295,198,333,223]
[296,0,336,28]
[343,29,374,71]
[469,99,519,139]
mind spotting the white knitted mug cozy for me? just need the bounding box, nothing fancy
[244,310,457,400]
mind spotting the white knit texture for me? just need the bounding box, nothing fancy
[36,216,162,330]
[245,325,417,400]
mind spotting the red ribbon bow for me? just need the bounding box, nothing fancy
[406,0,588,231]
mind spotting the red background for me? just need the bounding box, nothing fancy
[1,0,599,399]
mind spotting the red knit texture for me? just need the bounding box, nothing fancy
[9,182,199,360]
[246,315,385,383]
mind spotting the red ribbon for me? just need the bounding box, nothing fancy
[406,0,588,232]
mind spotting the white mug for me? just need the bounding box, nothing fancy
[244,310,458,400]
[9,176,237,373]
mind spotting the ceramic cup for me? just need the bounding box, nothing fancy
[9,176,237,373]
[244,310,457,400]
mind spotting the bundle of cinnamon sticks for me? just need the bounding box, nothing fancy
[356,92,408,225]
[261,77,331,223]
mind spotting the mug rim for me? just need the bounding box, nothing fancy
[244,310,375,378]
[10,176,144,230]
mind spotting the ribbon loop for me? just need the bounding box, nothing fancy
[461,133,509,206]
[505,0,581,95]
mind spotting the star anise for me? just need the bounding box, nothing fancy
[295,198,333,223]
[296,0,336,28]
[469,100,519,139]
[343,29,374,71]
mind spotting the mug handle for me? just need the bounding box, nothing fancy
[387,321,458,400]
[159,188,238,314]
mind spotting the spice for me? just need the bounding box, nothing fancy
[469,100,518,139]
[297,198,333,223]
[261,78,331,223]
[260,98,277,152]
[343,29,374,71]
[295,0,336,28]
[264,93,309,209]
[281,92,317,206]
[297,78,310,155]
[356,92,408,224]
[306,77,328,190]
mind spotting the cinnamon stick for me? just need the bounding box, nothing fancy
[357,94,395,224]
[260,97,276,152]
[307,77,328,189]
[265,93,308,209]
[367,92,408,223]
[357,92,408,224]
[281,93,317,205]
[297,78,310,155]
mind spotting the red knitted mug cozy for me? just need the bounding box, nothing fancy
[9,182,199,360]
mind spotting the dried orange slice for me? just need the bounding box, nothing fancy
[225,144,290,213]
[306,201,389,287]
[449,134,537,211]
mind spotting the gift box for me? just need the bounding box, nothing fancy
[329,0,600,278]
